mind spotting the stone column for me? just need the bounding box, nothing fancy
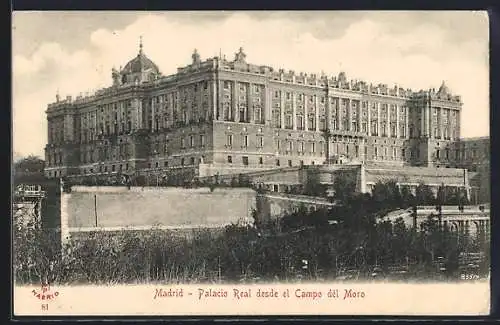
[280,91,285,129]
[420,106,425,137]
[405,106,410,139]
[151,98,155,131]
[292,92,297,130]
[233,81,239,122]
[396,104,400,138]
[357,101,362,133]
[367,101,371,135]
[136,98,143,130]
[264,84,271,125]
[427,104,432,137]
[246,83,252,123]
[176,89,181,124]
[315,96,320,132]
[304,94,309,130]
[212,79,217,120]
[338,98,343,131]
[348,99,353,131]
[387,104,391,137]
[377,103,381,136]
[441,108,446,139]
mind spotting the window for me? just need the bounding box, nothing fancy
[364,146,368,156]
[164,161,168,167]
[112,165,116,172]
[402,148,406,158]
[297,115,304,129]
[276,159,280,166]
[308,116,315,130]
[288,160,292,167]
[190,157,195,165]
[287,141,293,152]
[181,158,185,166]
[254,107,262,122]
[242,156,249,166]
[286,92,291,100]
[274,90,279,98]
[311,142,316,153]
[226,134,233,146]
[258,136,264,148]
[155,162,159,168]
[259,157,263,165]
[436,150,440,159]
[254,85,260,93]
[181,138,186,148]
[285,115,293,129]
[242,135,249,147]
[190,135,194,147]
[224,81,230,89]
[375,147,378,157]
[227,155,233,163]
[319,118,326,131]
[200,134,206,147]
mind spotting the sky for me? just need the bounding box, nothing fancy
[12,11,489,159]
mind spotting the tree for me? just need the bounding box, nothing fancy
[14,155,46,184]
[333,172,357,202]
[415,183,435,205]
[15,155,45,173]
[371,180,401,210]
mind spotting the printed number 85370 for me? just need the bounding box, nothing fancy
[461,273,480,280]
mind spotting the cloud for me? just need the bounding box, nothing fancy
[12,12,489,158]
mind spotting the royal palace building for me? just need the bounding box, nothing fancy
[45,43,478,182]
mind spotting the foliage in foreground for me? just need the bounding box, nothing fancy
[13,179,488,285]
[14,217,488,285]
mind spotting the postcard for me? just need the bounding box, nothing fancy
[12,10,490,317]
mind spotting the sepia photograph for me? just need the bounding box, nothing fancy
[12,10,490,316]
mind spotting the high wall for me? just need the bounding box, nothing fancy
[61,186,256,242]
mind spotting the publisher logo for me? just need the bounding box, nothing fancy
[32,282,60,301]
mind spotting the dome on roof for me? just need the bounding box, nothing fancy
[122,52,160,74]
[121,38,160,75]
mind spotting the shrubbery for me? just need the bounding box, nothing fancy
[13,180,486,285]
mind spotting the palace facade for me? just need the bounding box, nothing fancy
[45,43,472,181]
